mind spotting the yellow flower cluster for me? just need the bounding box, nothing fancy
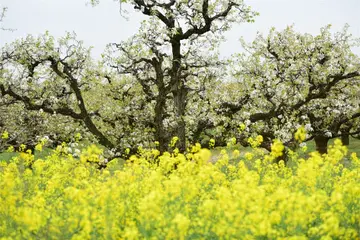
[248,135,264,148]
[1,131,9,140]
[0,141,359,239]
[295,126,307,142]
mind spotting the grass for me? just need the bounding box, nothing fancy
[210,137,360,164]
[1,137,360,164]
[0,147,53,162]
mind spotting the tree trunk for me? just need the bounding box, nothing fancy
[170,38,187,152]
[173,88,187,152]
[314,136,329,154]
[154,93,168,152]
[341,134,350,146]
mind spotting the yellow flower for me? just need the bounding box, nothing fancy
[256,135,263,144]
[244,152,254,160]
[125,148,131,155]
[19,144,27,152]
[295,126,306,142]
[6,145,14,152]
[170,136,179,147]
[173,213,190,235]
[0,137,359,239]
[35,143,43,152]
[271,139,284,158]
[1,130,9,139]
[232,149,240,158]
[74,132,82,142]
[209,138,216,148]
[248,135,263,148]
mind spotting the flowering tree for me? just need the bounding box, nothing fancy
[94,0,258,152]
[1,1,257,155]
[0,33,158,157]
[221,25,360,154]
[0,101,89,152]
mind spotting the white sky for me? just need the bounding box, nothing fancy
[1,0,360,58]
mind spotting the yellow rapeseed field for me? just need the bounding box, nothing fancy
[0,138,359,239]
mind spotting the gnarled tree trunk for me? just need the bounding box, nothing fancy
[170,37,188,152]
[173,88,187,152]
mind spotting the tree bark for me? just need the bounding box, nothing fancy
[154,93,168,152]
[314,136,329,154]
[170,37,188,152]
[173,88,187,152]
[341,134,350,146]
